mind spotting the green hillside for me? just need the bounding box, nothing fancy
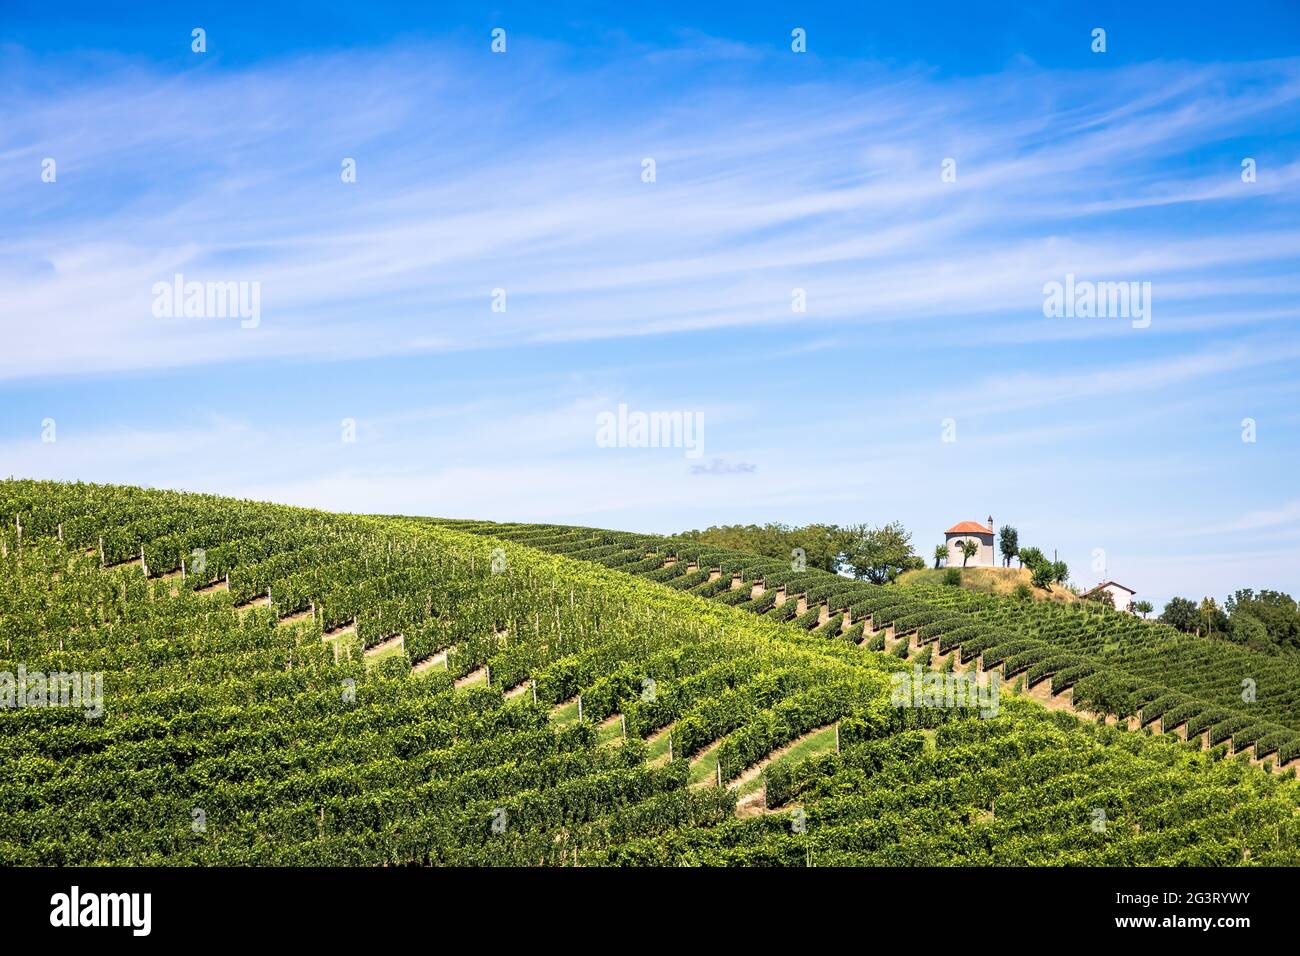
[447,518,1300,768]
[3,480,1300,865]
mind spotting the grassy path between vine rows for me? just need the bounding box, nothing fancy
[687,740,723,788]
[645,724,675,765]
[235,593,270,612]
[322,621,356,640]
[544,699,624,743]
[455,665,489,690]
[731,723,840,799]
[596,714,624,745]
[363,634,405,667]
[710,726,842,815]
[549,696,581,726]
[276,606,314,627]
[413,647,452,674]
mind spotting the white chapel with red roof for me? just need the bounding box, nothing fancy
[944,516,996,567]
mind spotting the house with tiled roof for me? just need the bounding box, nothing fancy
[944,516,995,567]
[1081,581,1137,613]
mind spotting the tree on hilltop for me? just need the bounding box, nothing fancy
[841,521,917,584]
[1160,597,1198,633]
[998,525,1019,567]
[1018,546,1045,571]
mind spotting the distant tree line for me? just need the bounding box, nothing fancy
[676,522,924,584]
[1159,589,1300,655]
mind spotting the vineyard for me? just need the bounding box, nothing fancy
[441,519,1300,770]
[2,480,1300,865]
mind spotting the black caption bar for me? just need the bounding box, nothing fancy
[0,866,1285,943]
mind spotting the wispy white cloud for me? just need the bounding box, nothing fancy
[920,339,1300,419]
[3,46,1300,379]
[1173,500,1300,537]
[4,37,1300,614]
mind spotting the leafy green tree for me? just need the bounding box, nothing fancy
[1132,599,1153,618]
[959,539,979,567]
[1015,546,1055,589]
[933,544,948,570]
[1085,587,1115,608]
[1229,612,1270,651]
[841,521,916,584]
[1018,546,1046,570]
[1198,597,1229,638]
[1051,560,1069,585]
[1030,561,1055,589]
[1160,596,1199,633]
[998,525,1019,567]
[1224,589,1300,652]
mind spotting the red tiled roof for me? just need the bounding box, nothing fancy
[945,521,992,534]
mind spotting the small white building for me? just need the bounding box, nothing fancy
[945,517,995,568]
[1082,581,1137,613]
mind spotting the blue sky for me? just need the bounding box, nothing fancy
[3,1,1300,608]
